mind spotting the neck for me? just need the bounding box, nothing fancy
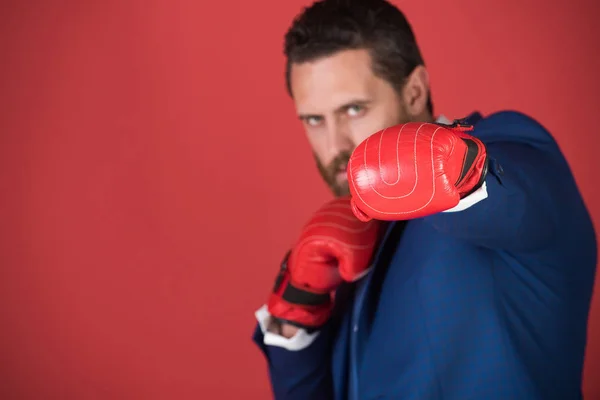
[411,111,435,123]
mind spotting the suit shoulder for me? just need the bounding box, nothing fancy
[472,110,557,147]
[477,110,546,130]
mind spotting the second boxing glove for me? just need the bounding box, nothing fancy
[267,196,382,329]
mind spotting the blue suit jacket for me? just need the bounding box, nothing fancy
[253,111,597,400]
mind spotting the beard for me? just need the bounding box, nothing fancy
[313,105,421,198]
[315,151,352,197]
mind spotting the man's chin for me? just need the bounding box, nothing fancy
[331,182,350,197]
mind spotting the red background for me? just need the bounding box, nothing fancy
[1,0,599,398]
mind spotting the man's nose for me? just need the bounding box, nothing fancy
[326,120,354,156]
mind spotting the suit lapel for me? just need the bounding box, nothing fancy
[353,221,407,362]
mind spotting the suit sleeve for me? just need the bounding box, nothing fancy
[425,114,562,251]
[252,305,335,400]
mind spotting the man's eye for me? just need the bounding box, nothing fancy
[347,105,363,117]
[306,116,323,126]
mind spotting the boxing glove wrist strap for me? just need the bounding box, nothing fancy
[269,251,332,332]
[457,138,489,198]
[272,251,331,307]
[443,119,489,198]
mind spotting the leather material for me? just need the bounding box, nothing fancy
[267,196,381,329]
[348,121,487,221]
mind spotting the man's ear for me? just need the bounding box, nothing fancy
[401,65,430,119]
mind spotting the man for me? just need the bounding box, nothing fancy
[252,1,597,399]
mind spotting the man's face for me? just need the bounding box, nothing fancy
[290,49,409,196]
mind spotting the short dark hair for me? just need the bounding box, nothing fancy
[284,0,433,115]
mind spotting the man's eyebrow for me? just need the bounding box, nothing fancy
[298,99,372,120]
[298,113,321,120]
[335,99,371,112]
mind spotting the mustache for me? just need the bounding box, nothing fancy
[314,151,352,197]
[328,152,351,174]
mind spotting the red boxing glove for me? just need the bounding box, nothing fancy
[267,196,381,329]
[347,120,488,221]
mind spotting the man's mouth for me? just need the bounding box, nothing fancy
[335,168,348,181]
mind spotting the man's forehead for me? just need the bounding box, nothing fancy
[290,49,377,114]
